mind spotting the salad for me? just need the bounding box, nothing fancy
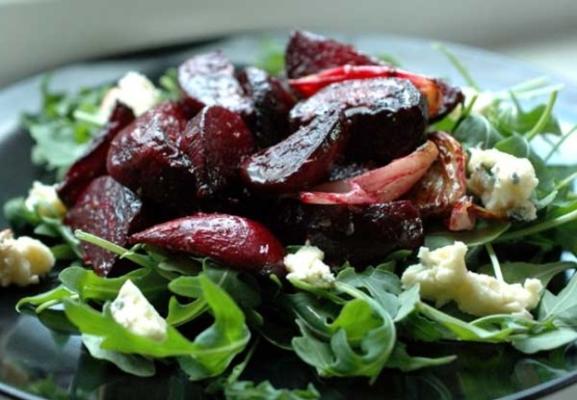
[3,30,577,399]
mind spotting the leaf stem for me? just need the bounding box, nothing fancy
[433,43,480,91]
[451,94,479,133]
[545,124,577,162]
[485,243,504,282]
[75,230,155,269]
[555,171,577,191]
[526,90,558,141]
[496,208,577,242]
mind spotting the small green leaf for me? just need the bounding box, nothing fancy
[513,328,577,354]
[385,342,456,371]
[224,380,320,400]
[166,297,208,326]
[478,261,575,287]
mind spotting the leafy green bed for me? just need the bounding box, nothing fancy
[5,43,577,399]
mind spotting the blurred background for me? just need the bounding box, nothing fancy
[1,0,577,87]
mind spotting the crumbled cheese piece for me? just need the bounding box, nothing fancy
[99,72,160,120]
[284,245,336,288]
[467,148,539,221]
[401,241,543,317]
[110,280,167,341]
[0,229,55,287]
[25,181,66,219]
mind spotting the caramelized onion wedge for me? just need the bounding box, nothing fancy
[300,140,438,205]
[406,132,467,216]
[290,65,463,121]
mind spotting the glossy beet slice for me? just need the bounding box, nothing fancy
[107,101,197,209]
[241,110,348,193]
[237,67,296,147]
[285,30,382,79]
[130,213,285,273]
[289,65,464,121]
[65,176,144,276]
[178,51,253,116]
[300,141,438,205]
[178,106,255,198]
[57,103,135,207]
[290,78,427,163]
[405,132,467,217]
[273,201,421,266]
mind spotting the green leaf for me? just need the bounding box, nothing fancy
[64,274,250,380]
[16,286,76,313]
[538,272,577,324]
[256,39,285,75]
[385,342,456,372]
[59,266,167,302]
[166,297,208,326]
[452,114,503,149]
[425,221,511,250]
[395,285,420,322]
[478,261,575,287]
[327,299,382,345]
[513,328,577,354]
[492,101,561,137]
[224,380,320,400]
[81,334,156,377]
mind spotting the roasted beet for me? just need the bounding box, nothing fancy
[290,78,427,163]
[57,103,135,207]
[285,31,382,79]
[405,132,467,216]
[237,67,296,147]
[289,65,463,121]
[106,101,197,209]
[65,176,144,276]
[130,213,285,273]
[272,200,423,266]
[301,141,439,205]
[178,52,253,116]
[241,110,348,193]
[178,105,255,198]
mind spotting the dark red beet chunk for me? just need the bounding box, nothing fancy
[178,106,255,198]
[285,30,382,79]
[65,176,144,276]
[130,213,285,273]
[178,52,253,116]
[269,200,423,266]
[290,78,427,163]
[106,101,197,209]
[241,110,348,193]
[57,103,134,207]
[237,67,296,147]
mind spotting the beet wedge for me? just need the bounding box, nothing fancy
[289,65,463,121]
[290,78,427,163]
[178,52,253,116]
[237,67,296,147]
[65,176,145,276]
[285,30,382,79]
[241,110,348,193]
[405,132,467,217]
[178,105,255,198]
[57,103,134,207]
[300,140,438,205]
[107,101,197,209]
[130,213,285,273]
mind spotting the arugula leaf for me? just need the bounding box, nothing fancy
[538,272,577,324]
[256,39,285,75]
[166,297,207,326]
[81,334,156,377]
[16,286,76,313]
[491,95,561,138]
[512,328,577,354]
[157,68,181,101]
[22,78,109,177]
[452,114,503,149]
[478,261,576,287]
[64,274,250,380]
[224,380,320,400]
[425,221,511,250]
[385,342,456,372]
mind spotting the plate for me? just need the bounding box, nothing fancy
[1,32,577,400]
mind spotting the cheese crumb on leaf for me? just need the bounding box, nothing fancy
[0,229,55,287]
[99,72,160,120]
[284,245,336,288]
[467,148,539,221]
[401,241,543,317]
[110,279,167,341]
[25,181,66,219]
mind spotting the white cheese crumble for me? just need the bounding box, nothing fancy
[99,72,160,120]
[25,181,66,219]
[0,229,55,287]
[401,241,543,317]
[284,245,336,288]
[110,279,167,341]
[467,148,539,221]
